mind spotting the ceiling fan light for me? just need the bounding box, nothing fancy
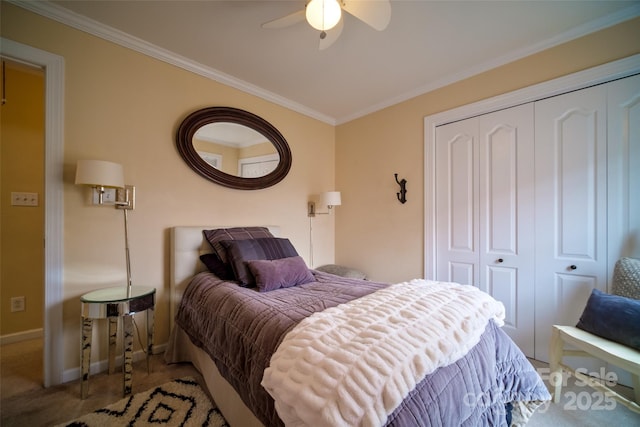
[306,0,342,31]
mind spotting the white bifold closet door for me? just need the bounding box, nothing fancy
[433,73,640,365]
[534,74,640,371]
[607,74,640,266]
[435,103,535,357]
[533,84,609,362]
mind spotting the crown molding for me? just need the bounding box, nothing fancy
[338,3,640,124]
[10,0,337,125]
[10,0,639,126]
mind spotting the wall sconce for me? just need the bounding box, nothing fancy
[75,159,136,297]
[308,191,341,268]
[308,191,342,217]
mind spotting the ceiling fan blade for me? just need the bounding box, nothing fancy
[319,17,344,50]
[342,0,391,31]
[261,9,305,29]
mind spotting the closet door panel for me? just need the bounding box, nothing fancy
[605,73,640,388]
[486,267,517,326]
[534,84,608,362]
[607,73,640,262]
[450,261,474,286]
[484,125,517,253]
[479,104,535,357]
[435,117,479,285]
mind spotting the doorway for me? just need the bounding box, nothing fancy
[0,58,45,392]
[0,38,65,388]
[0,61,46,329]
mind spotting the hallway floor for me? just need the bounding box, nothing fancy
[0,338,202,426]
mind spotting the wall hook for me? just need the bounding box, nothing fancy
[395,173,407,204]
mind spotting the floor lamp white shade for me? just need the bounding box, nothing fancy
[75,159,133,296]
[75,159,125,189]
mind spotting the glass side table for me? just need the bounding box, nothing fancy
[80,286,155,399]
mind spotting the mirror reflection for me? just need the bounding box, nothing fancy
[176,106,291,190]
[193,122,279,178]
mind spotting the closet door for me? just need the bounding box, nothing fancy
[604,74,640,387]
[435,117,479,286]
[534,84,608,362]
[435,104,535,356]
[478,104,535,357]
[607,73,640,263]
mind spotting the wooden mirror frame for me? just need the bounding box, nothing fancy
[176,107,292,190]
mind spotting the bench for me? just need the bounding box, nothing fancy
[549,257,640,413]
[549,325,640,412]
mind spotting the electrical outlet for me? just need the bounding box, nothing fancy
[11,296,25,312]
[11,192,39,206]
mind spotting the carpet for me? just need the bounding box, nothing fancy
[56,377,228,427]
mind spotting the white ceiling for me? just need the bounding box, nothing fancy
[22,1,640,124]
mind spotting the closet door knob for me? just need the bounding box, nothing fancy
[569,265,577,270]
[497,258,504,263]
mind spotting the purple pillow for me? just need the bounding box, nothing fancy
[203,227,273,263]
[220,238,299,286]
[247,256,315,292]
[199,253,234,280]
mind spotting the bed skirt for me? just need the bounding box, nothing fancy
[165,324,264,427]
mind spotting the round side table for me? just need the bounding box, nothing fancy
[80,286,155,399]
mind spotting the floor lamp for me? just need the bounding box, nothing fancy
[75,160,136,297]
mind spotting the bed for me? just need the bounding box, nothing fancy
[165,226,550,426]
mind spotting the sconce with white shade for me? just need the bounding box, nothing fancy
[75,159,124,203]
[308,191,341,267]
[75,160,136,296]
[308,191,341,217]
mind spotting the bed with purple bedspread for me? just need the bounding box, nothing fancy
[169,269,550,426]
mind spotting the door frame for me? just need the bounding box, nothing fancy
[1,38,65,387]
[424,54,640,279]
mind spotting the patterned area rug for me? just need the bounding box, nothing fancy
[56,377,228,427]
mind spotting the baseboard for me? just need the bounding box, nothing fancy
[0,328,43,345]
[61,342,168,384]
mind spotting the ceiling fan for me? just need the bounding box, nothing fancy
[261,0,391,50]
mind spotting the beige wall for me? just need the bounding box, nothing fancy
[1,3,336,370]
[0,60,45,335]
[335,17,640,283]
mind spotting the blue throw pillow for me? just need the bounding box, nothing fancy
[576,289,640,351]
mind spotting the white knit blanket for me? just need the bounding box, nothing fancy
[261,279,506,427]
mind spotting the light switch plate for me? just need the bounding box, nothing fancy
[11,192,38,206]
[10,296,25,312]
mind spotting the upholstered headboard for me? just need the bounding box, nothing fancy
[169,226,280,330]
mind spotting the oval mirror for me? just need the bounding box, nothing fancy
[176,107,292,190]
